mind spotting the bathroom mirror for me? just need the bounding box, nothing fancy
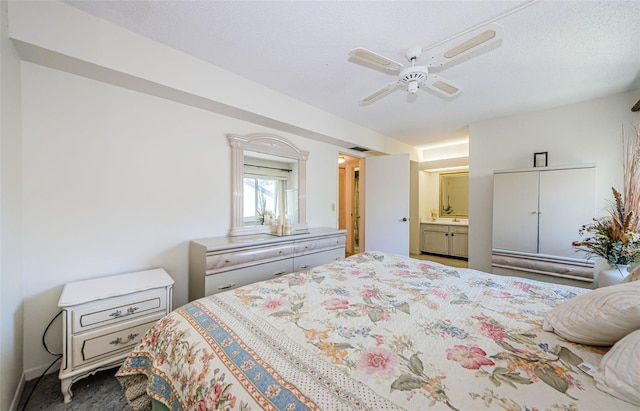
[228,133,308,236]
[439,171,469,218]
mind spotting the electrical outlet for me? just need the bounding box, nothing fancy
[331,203,335,211]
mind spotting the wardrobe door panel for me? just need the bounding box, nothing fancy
[538,168,596,258]
[492,171,539,253]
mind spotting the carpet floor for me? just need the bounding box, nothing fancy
[410,252,469,268]
[17,367,129,411]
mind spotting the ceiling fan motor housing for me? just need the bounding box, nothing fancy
[400,66,428,93]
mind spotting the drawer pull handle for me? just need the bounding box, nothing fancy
[110,333,139,346]
[109,306,139,319]
[278,251,283,254]
[218,283,236,290]
[299,264,310,269]
[225,259,231,263]
[273,271,287,276]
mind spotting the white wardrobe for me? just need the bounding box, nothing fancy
[492,164,596,282]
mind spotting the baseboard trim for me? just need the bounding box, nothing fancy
[9,373,25,411]
[24,361,60,381]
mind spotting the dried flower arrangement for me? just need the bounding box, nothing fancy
[572,124,640,267]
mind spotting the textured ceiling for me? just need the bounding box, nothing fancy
[65,0,640,148]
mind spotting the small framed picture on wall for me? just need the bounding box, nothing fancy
[534,151,548,167]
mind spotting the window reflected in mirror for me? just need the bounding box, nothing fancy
[242,151,298,226]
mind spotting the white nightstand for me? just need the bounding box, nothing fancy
[57,269,173,403]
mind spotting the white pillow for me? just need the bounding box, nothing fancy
[594,329,640,406]
[621,263,640,283]
[542,281,640,346]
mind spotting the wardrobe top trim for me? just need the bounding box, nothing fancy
[494,163,596,174]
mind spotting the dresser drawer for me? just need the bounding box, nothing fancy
[71,288,168,333]
[71,312,164,369]
[294,248,344,272]
[294,235,346,256]
[205,258,294,295]
[206,243,295,274]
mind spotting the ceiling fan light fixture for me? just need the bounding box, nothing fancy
[407,80,419,94]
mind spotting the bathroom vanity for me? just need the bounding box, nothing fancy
[420,221,468,259]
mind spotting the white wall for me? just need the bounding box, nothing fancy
[469,89,640,275]
[20,62,345,377]
[0,0,25,408]
[418,171,438,222]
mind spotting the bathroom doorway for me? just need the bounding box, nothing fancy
[338,154,362,255]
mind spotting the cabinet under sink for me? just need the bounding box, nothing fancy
[420,222,468,259]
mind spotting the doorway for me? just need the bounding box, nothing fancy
[338,154,362,256]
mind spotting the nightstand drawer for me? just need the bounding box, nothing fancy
[71,313,164,368]
[72,288,168,333]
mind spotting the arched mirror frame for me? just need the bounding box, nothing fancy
[228,133,309,236]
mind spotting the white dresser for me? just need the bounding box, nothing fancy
[189,228,346,300]
[58,269,174,403]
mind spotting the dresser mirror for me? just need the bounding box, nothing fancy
[439,171,469,218]
[228,133,308,236]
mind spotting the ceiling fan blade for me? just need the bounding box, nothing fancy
[349,48,403,72]
[429,24,503,67]
[360,82,400,104]
[423,75,462,98]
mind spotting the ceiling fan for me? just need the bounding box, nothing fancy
[348,24,503,104]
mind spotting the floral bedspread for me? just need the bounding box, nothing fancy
[116,252,635,410]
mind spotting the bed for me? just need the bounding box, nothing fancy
[116,252,640,410]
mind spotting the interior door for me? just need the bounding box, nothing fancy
[363,153,410,255]
[338,167,348,252]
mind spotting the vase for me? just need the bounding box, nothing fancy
[597,264,630,288]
